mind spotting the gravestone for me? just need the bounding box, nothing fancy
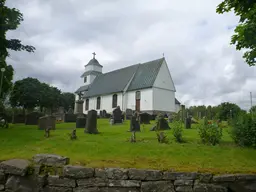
[140,113,151,124]
[102,110,107,118]
[99,110,103,118]
[150,114,170,131]
[76,117,86,128]
[76,100,86,128]
[130,111,140,132]
[64,106,77,123]
[25,112,44,125]
[67,107,74,114]
[12,114,25,124]
[85,110,98,134]
[38,115,56,130]
[185,116,192,129]
[125,108,133,120]
[55,107,65,121]
[64,114,77,122]
[112,106,122,124]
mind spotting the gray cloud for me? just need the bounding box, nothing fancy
[5,0,256,111]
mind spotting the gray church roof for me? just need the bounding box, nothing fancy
[75,85,90,93]
[127,58,164,91]
[83,57,164,98]
[81,70,102,78]
[85,58,103,68]
[175,98,181,104]
[84,64,140,97]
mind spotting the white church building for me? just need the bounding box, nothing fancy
[74,53,181,115]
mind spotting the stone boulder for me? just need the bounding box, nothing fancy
[0,159,30,176]
[32,154,70,166]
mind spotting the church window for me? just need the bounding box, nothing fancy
[135,91,141,100]
[112,94,117,108]
[96,97,101,109]
[85,99,89,110]
[84,76,87,83]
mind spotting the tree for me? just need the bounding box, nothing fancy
[217,102,242,121]
[250,105,256,114]
[0,0,35,100]
[60,92,75,111]
[10,77,41,111]
[216,1,256,66]
[0,0,35,58]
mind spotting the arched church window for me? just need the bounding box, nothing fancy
[85,99,89,110]
[112,94,117,108]
[96,97,101,109]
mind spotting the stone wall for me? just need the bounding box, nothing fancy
[0,154,255,192]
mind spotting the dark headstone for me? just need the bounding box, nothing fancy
[102,110,107,118]
[99,110,103,118]
[85,110,98,134]
[126,108,133,120]
[12,114,25,124]
[150,115,157,120]
[64,114,77,122]
[38,115,56,130]
[130,112,140,132]
[105,113,111,118]
[150,116,170,131]
[140,113,151,124]
[76,117,86,128]
[185,116,192,129]
[25,112,44,125]
[112,106,122,124]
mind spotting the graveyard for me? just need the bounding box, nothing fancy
[0,117,256,175]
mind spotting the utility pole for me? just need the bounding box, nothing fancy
[250,92,253,118]
[250,92,253,109]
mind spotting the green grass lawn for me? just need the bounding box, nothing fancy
[0,119,255,174]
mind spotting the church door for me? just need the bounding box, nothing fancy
[135,91,141,112]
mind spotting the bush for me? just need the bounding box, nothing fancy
[198,118,222,145]
[230,113,256,148]
[172,121,183,143]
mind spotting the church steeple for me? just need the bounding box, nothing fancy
[81,52,103,86]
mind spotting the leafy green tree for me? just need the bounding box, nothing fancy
[0,0,35,100]
[0,0,35,58]
[216,0,256,66]
[60,92,75,111]
[217,102,242,121]
[10,77,41,111]
[250,105,256,114]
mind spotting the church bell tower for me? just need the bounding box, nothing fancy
[81,52,103,86]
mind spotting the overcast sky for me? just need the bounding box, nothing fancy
[6,0,256,110]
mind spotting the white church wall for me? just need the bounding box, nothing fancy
[153,60,175,91]
[83,92,123,114]
[152,87,176,113]
[84,65,102,73]
[125,89,153,111]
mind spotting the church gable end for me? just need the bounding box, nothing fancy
[153,59,175,91]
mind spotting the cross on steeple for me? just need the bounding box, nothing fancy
[92,52,96,59]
